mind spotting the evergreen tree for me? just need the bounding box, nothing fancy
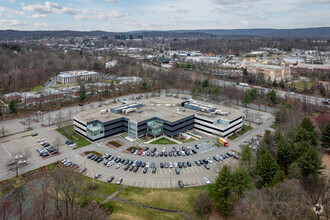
[266,89,277,105]
[277,137,294,173]
[256,149,279,186]
[232,168,253,199]
[296,144,324,177]
[288,162,303,179]
[79,83,87,102]
[239,145,256,175]
[270,170,285,187]
[141,81,148,90]
[321,122,330,149]
[9,100,17,114]
[214,166,233,215]
[259,130,277,159]
[299,117,315,133]
[279,79,285,89]
[243,68,248,77]
[293,126,317,146]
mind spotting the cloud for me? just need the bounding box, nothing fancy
[22,1,79,15]
[303,0,330,4]
[106,0,120,2]
[33,22,48,27]
[0,18,24,26]
[0,6,25,15]
[75,10,127,20]
[32,14,48,18]
[9,0,16,3]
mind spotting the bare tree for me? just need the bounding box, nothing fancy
[0,126,8,137]
[47,114,51,126]
[26,116,32,129]
[53,137,61,152]
[0,194,16,220]
[56,111,64,130]
[32,170,50,220]
[13,185,29,220]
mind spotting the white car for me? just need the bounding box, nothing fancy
[107,161,114,167]
[146,162,151,168]
[69,143,77,147]
[207,158,213,164]
[116,178,123,185]
[116,163,122,169]
[204,177,210,184]
[37,138,45,143]
[142,152,146,156]
[14,155,23,160]
[181,151,185,156]
[18,160,26,165]
[134,151,138,155]
[173,162,178,168]
[169,162,173,168]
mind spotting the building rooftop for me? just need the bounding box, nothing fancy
[75,97,242,128]
[58,70,99,78]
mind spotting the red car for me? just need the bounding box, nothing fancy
[138,150,142,155]
[51,151,58,155]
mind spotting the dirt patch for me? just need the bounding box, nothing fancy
[106,140,124,148]
[84,151,103,157]
[322,153,330,178]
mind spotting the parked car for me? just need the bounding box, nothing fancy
[131,149,136,154]
[152,168,157,174]
[116,163,122,169]
[204,177,210,184]
[14,155,23,160]
[94,173,102,179]
[143,167,148,174]
[31,133,38,137]
[107,176,114,183]
[194,160,201,166]
[79,168,87,173]
[204,164,210,170]
[116,178,123,185]
[143,147,149,151]
[175,168,180,174]
[7,160,16,166]
[138,151,142,155]
[160,163,164,168]
[178,180,184,188]
[187,161,192,167]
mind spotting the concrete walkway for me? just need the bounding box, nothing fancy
[101,185,127,204]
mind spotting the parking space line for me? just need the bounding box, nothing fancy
[1,143,12,157]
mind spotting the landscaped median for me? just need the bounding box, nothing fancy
[228,124,253,141]
[149,137,178,145]
[56,125,91,149]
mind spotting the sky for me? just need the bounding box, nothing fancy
[0,0,329,32]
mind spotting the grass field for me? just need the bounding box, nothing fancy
[182,138,195,143]
[80,175,122,196]
[56,126,91,149]
[288,81,313,91]
[32,85,43,91]
[150,137,177,145]
[228,124,252,141]
[116,185,210,219]
[105,200,185,220]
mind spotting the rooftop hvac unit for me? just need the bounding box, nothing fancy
[100,109,108,114]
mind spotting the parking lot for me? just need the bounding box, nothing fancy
[0,91,275,188]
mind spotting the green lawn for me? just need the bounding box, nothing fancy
[228,124,252,141]
[56,126,91,149]
[105,200,185,220]
[32,85,43,91]
[182,138,195,143]
[288,81,313,91]
[150,137,177,145]
[80,175,122,196]
[116,185,210,219]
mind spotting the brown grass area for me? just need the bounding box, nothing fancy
[322,153,330,177]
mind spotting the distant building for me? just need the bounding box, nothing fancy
[247,64,290,82]
[114,34,143,41]
[105,60,118,69]
[56,70,99,84]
